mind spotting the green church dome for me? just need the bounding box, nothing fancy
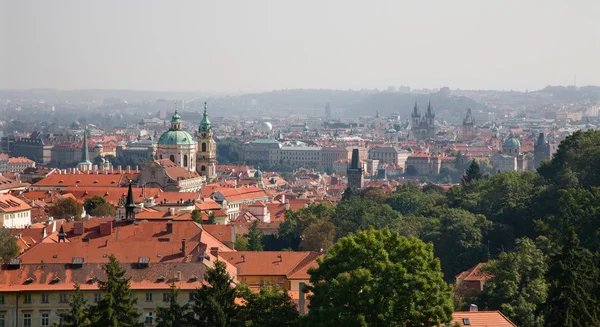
[157,130,196,145]
[503,137,521,148]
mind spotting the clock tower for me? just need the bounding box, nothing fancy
[196,102,217,181]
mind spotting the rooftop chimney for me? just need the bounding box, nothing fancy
[168,208,175,216]
[470,304,478,312]
[127,165,131,174]
[210,246,219,258]
[241,254,246,263]
[181,238,187,257]
[285,199,290,211]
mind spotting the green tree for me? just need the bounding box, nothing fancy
[480,238,548,327]
[207,212,217,224]
[279,202,336,249]
[190,260,238,327]
[333,197,401,238]
[61,282,90,327]
[538,129,600,188]
[247,220,263,251]
[0,229,19,263]
[462,159,483,185]
[84,196,107,213]
[299,220,335,252]
[156,283,193,327]
[89,255,142,327]
[191,209,202,223]
[234,234,249,251]
[544,229,600,327]
[90,203,116,217]
[237,283,300,327]
[49,198,84,220]
[305,228,453,327]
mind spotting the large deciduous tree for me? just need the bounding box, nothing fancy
[50,198,84,220]
[305,227,453,327]
[480,238,548,327]
[237,283,300,327]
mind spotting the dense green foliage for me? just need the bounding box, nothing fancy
[84,196,116,217]
[237,283,300,327]
[247,220,264,251]
[89,255,142,327]
[305,228,453,326]
[0,229,20,263]
[156,283,194,327]
[49,198,84,220]
[60,283,90,327]
[190,260,239,327]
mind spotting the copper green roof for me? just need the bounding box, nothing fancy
[157,130,196,145]
[199,102,211,133]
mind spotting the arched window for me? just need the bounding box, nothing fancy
[169,155,175,163]
[160,155,163,159]
[201,165,206,174]
[202,143,207,152]
[183,155,188,167]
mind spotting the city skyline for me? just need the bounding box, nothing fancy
[2,0,600,92]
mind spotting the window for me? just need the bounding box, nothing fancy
[0,295,3,304]
[94,293,101,302]
[188,293,195,302]
[41,294,49,303]
[145,292,153,302]
[0,314,4,327]
[41,313,49,326]
[145,312,153,325]
[169,155,175,163]
[60,293,68,303]
[23,314,31,327]
[58,313,65,326]
[183,155,188,167]
[162,292,170,302]
[202,143,206,152]
[23,294,31,304]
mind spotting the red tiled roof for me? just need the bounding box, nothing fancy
[451,311,516,327]
[220,251,321,279]
[0,194,32,213]
[32,172,139,188]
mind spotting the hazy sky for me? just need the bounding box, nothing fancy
[2,0,599,92]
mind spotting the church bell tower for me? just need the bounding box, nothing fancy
[196,102,217,181]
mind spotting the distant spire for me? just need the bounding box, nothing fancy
[427,101,433,115]
[199,102,212,133]
[79,126,91,166]
[125,182,136,221]
[413,101,419,115]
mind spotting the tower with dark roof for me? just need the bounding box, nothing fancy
[410,101,436,140]
[196,102,217,181]
[533,133,551,168]
[125,182,136,221]
[347,149,364,189]
[77,126,92,172]
[462,108,475,141]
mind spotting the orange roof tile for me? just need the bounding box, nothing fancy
[451,311,516,327]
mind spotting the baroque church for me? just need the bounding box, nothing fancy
[410,101,436,140]
[138,102,217,191]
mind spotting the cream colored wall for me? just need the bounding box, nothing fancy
[0,289,196,327]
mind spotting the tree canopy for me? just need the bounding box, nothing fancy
[305,228,453,327]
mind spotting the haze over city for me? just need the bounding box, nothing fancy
[3,0,600,92]
[4,2,600,327]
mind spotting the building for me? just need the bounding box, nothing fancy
[11,133,52,164]
[7,157,36,173]
[211,186,269,222]
[156,106,197,173]
[239,139,282,166]
[0,219,234,327]
[463,108,475,141]
[77,127,93,172]
[138,159,204,192]
[196,103,217,181]
[0,153,8,173]
[451,310,517,327]
[490,152,517,172]
[347,149,364,189]
[368,147,410,167]
[533,132,551,169]
[411,101,435,140]
[0,194,32,228]
[220,251,321,292]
